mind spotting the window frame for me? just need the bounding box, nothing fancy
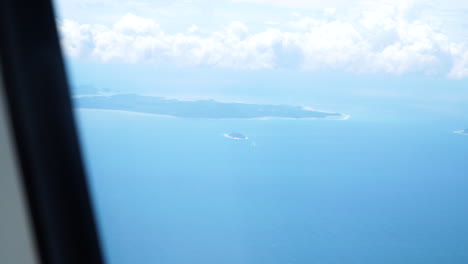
[0,0,104,263]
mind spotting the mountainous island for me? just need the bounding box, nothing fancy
[74,94,347,119]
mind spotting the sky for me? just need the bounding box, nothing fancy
[53,0,468,121]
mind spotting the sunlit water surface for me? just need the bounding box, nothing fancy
[76,109,468,264]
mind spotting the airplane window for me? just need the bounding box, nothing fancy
[52,0,468,263]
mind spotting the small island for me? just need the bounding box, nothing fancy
[224,132,248,140]
[454,129,468,135]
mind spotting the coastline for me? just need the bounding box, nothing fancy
[76,108,350,121]
[454,130,468,135]
[224,134,248,140]
[249,114,350,120]
[76,108,177,118]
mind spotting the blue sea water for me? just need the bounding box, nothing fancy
[75,109,468,264]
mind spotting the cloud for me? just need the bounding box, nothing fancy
[448,44,468,79]
[230,0,358,9]
[58,8,468,78]
[231,0,468,10]
[114,13,162,35]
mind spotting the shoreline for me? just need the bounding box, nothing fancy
[76,108,350,120]
[454,130,468,135]
[75,108,177,118]
[224,134,248,140]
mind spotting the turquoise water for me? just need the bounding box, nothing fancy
[76,109,468,264]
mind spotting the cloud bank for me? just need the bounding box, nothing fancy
[59,8,468,78]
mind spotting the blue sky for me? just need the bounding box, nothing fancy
[54,0,468,121]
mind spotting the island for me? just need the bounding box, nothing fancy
[454,129,468,135]
[74,94,348,119]
[224,132,248,140]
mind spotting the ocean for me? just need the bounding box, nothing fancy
[75,109,468,264]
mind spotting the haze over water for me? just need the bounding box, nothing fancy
[76,106,468,264]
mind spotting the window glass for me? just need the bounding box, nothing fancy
[53,1,468,263]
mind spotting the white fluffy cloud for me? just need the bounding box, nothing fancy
[59,10,468,78]
[448,44,468,79]
[231,0,468,10]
